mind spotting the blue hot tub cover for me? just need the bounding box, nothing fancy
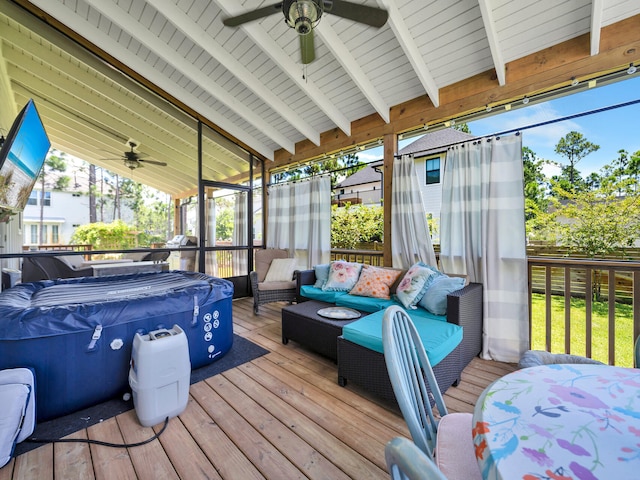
[0,271,234,421]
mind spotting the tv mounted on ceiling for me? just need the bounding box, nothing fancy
[0,99,51,215]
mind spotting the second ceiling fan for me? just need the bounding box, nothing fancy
[223,1,389,64]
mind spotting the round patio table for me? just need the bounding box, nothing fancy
[472,363,640,480]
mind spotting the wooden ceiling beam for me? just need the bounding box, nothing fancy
[272,14,640,169]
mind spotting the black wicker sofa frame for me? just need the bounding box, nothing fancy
[294,268,483,403]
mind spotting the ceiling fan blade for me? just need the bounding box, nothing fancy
[323,0,388,28]
[300,30,315,64]
[222,3,283,27]
[139,159,168,166]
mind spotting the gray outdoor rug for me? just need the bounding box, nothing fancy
[15,334,268,456]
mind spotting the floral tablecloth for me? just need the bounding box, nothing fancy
[473,364,640,480]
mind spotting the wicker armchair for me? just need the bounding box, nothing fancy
[249,249,297,314]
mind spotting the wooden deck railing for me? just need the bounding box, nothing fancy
[528,257,640,366]
[328,248,639,367]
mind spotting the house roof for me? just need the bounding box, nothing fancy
[399,129,476,157]
[2,1,639,197]
[335,163,382,188]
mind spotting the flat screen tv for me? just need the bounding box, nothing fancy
[0,99,51,214]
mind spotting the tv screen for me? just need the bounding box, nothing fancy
[0,99,51,213]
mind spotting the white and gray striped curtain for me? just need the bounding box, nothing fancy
[440,134,528,363]
[267,175,331,268]
[391,155,437,269]
[206,197,217,276]
[232,191,248,275]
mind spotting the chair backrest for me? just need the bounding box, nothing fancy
[254,248,289,282]
[141,251,170,262]
[382,305,448,458]
[385,437,448,480]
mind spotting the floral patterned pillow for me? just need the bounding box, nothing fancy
[349,266,402,299]
[395,262,442,309]
[322,261,363,292]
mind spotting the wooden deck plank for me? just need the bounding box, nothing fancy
[88,418,137,480]
[226,363,388,478]
[117,410,178,480]
[191,381,306,479]
[152,412,221,480]
[11,443,52,480]
[210,371,352,480]
[178,396,266,480]
[53,430,95,480]
[6,297,515,479]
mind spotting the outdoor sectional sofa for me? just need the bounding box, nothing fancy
[291,262,483,403]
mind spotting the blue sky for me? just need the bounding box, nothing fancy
[360,73,640,178]
[466,74,640,177]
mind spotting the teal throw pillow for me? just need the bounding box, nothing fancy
[418,275,466,315]
[313,264,331,288]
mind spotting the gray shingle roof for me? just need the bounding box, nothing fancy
[399,128,476,156]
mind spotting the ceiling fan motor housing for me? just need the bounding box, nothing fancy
[284,0,322,35]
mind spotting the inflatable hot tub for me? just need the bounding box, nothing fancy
[0,271,233,421]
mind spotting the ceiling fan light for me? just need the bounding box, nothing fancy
[286,0,322,34]
[125,159,139,170]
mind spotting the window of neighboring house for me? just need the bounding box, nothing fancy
[30,225,37,244]
[27,191,37,205]
[41,191,51,206]
[52,225,59,244]
[425,157,440,185]
[41,224,48,243]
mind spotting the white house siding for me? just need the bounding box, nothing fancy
[413,154,444,242]
[334,181,382,206]
[23,189,134,246]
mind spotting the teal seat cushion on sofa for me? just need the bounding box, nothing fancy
[300,285,348,303]
[342,309,462,367]
[335,294,398,313]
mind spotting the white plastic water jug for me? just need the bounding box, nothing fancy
[129,325,191,427]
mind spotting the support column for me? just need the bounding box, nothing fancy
[383,133,397,267]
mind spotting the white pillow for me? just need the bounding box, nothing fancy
[263,258,297,282]
[0,383,31,468]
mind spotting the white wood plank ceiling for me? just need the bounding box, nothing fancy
[1,0,640,197]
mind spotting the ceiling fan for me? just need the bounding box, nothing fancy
[102,141,168,170]
[222,1,389,64]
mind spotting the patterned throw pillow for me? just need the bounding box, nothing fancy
[395,262,442,309]
[322,261,363,292]
[349,266,402,299]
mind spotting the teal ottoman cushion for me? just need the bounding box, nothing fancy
[342,309,462,367]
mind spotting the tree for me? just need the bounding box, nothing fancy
[553,131,599,189]
[522,147,546,221]
[38,151,67,244]
[452,122,471,134]
[89,164,97,223]
[331,203,383,249]
[273,152,365,189]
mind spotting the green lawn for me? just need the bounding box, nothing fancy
[530,293,635,367]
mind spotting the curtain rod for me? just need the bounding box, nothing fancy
[395,97,640,158]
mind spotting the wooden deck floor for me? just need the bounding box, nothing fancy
[2,298,516,480]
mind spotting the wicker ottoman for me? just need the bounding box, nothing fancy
[281,300,362,361]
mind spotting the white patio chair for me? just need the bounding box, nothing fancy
[382,305,481,480]
[385,436,448,480]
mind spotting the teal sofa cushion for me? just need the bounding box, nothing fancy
[300,285,347,303]
[342,309,462,367]
[335,294,398,313]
